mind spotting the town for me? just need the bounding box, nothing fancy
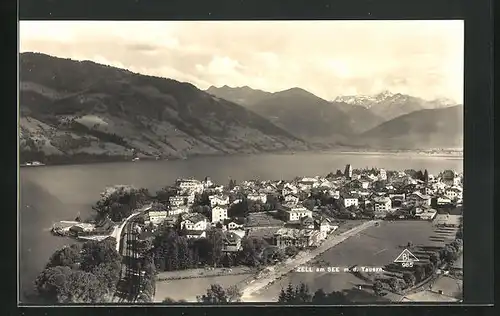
[42,165,463,303]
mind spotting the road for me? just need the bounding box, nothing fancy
[240,220,381,301]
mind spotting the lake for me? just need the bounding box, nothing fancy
[18,151,462,303]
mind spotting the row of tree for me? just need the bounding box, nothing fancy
[152,224,295,272]
[278,283,351,304]
[35,238,122,303]
[373,238,463,295]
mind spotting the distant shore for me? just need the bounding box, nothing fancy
[20,147,463,168]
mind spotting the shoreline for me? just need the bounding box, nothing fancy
[20,148,463,168]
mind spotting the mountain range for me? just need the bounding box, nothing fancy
[19,53,310,164]
[19,53,463,165]
[206,85,462,137]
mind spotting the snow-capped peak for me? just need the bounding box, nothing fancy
[334,90,398,108]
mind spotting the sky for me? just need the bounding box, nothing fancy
[19,20,464,103]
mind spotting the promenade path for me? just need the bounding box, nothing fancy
[111,204,152,252]
[240,220,381,301]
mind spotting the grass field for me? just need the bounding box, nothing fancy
[154,273,253,302]
[252,220,458,303]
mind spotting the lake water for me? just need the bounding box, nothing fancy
[19,151,462,303]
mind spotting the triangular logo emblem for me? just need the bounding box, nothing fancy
[394,249,419,263]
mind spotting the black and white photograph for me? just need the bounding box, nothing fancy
[19,20,464,304]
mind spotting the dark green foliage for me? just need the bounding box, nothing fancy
[93,185,150,222]
[373,280,384,296]
[277,282,351,304]
[46,244,82,269]
[35,238,122,303]
[196,284,242,303]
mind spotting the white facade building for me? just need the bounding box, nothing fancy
[209,195,230,207]
[169,195,185,207]
[373,197,392,212]
[343,197,359,208]
[147,210,169,225]
[211,206,229,223]
[247,193,267,204]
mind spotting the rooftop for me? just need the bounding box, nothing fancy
[275,228,314,239]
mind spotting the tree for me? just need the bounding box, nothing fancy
[197,284,241,303]
[206,229,224,267]
[80,238,122,273]
[325,290,350,304]
[424,262,435,277]
[388,277,403,293]
[302,199,316,211]
[373,280,384,296]
[423,169,429,183]
[278,288,288,303]
[35,266,107,303]
[296,282,312,303]
[429,252,440,267]
[162,297,186,304]
[92,260,121,295]
[239,236,268,266]
[156,186,178,203]
[46,244,82,269]
[284,283,296,302]
[414,265,425,282]
[402,271,416,287]
[94,185,151,222]
[35,266,73,303]
[311,288,327,303]
[285,245,299,257]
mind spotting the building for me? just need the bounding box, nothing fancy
[342,196,359,208]
[329,190,340,199]
[209,195,230,207]
[273,228,311,248]
[169,195,185,207]
[373,197,392,212]
[300,216,315,229]
[202,176,213,188]
[180,213,208,231]
[314,218,337,234]
[279,204,313,222]
[211,205,229,223]
[282,183,299,197]
[167,206,189,216]
[415,208,437,220]
[147,210,169,225]
[344,164,353,179]
[221,231,243,252]
[247,193,267,204]
[183,192,196,205]
[379,169,387,181]
[437,197,453,205]
[444,187,462,201]
[185,230,207,239]
[226,221,244,230]
[408,192,432,206]
[284,194,300,205]
[176,178,204,194]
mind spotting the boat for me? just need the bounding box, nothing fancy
[132,157,140,162]
[22,161,45,167]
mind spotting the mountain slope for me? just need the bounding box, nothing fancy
[334,102,385,133]
[354,105,463,149]
[335,91,459,121]
[19,53,310,164]
[237,88,354,143]
[206,85,272,107]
